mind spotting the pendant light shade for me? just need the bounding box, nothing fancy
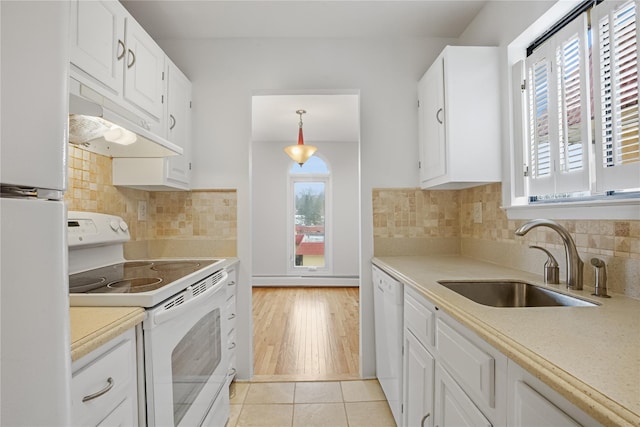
[284,109,317,166]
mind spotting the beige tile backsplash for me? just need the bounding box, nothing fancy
[66,146,637,296]
[65,146,237,257]
[373,183,640,298]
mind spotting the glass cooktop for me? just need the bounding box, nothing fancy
[69,260,217,294]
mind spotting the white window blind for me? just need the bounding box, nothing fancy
[592,0,640,192]
[527,47,554,195]
[525,14,591,196]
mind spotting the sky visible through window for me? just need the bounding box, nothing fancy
[290,156,328,194]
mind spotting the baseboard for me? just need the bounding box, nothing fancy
[252,276,360,287]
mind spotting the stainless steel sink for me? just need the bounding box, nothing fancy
[437,280,598,307]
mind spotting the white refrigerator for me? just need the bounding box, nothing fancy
[1,1,72,425]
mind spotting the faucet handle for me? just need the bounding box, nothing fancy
[590,258,611,298]
[529,245,560,284]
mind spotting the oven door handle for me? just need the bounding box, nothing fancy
[153,271,228,326]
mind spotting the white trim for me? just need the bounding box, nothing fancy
[505,198,640,220]
[287,156,333,276]
[505,0,640,220]
[252,276,359,287]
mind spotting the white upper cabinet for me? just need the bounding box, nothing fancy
[69,0,125,97]
[123,17,165,123]
[418,46,501,189]
[112,60,192,191]
[69,0,165,136]
[165,59,192,187]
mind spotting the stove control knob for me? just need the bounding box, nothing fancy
[119,221,128,232]
[110,220,119,231]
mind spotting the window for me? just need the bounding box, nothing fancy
[519,0,639,204]
[288,156,331,274]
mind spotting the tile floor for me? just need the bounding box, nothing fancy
[228,379,396,427]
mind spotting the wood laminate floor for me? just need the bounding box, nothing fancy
[252,287,360,381]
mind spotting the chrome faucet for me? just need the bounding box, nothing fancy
[514,219,584,290]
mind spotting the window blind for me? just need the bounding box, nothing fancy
[593,0,640,191]
[525,14,591,197]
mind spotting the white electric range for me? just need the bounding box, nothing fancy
[67,211,231,427]
[68,211,225,307]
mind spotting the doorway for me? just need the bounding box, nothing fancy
[252,287,359,381]
[250,92,361,380]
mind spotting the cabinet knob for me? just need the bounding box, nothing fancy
[127,49,136,68]
[421,413,431,427]
[116,40,125,60]
[82,377,114,403]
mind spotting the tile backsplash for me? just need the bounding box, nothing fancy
[65,146,237,257]
[373,183,640,298]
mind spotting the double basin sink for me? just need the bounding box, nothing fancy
[438,280,598,308]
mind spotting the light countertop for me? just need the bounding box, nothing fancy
[372,255,640,427]
[70,306,145,361]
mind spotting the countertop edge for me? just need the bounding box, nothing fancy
[372,256,639,427]
[70,308,145,362]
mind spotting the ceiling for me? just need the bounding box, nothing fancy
[121,1,487,143]
[252,94,360,143]
[121,1,487,40]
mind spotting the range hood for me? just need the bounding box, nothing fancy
[68,80,182,158]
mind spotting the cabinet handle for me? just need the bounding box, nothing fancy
[116,40,125,60]
[228,367,237,377]
[169,114,176,130]
[228,342,236,350]
[127,49,136,68]
[227,281,236,287]
[228,313,236,321]
[421,413,430,427]
[436,108,443,124]
[82,377,114,403]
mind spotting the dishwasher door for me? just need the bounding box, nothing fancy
[372,265,404,426]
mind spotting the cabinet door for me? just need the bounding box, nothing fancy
[434,364,492,427]
[510,380,580,427]
[123,17,165,121]
[165,60,192,187]
[69,0,125,96]
[96,396,135,427]
[418,56,446,184]
[403,331,435,427]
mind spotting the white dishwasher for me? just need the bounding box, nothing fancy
[372,265,403,426]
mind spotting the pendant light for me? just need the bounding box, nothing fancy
[284,109,317,166]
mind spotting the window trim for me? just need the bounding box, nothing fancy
[286,160,333,276]
[504,0,640,220]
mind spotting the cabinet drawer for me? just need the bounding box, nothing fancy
[72,337,135,426]
[436,318,495,408]
[405,289,436,349]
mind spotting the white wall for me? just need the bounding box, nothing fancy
[458,0,565,209]
[252,141,360,280]
[160,35,455,378]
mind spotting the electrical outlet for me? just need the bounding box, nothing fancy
[473,202,483,224]
[138,200,147,221]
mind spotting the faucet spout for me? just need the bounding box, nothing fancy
[515,219,584,290]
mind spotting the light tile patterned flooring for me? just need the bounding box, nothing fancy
[229,379,396,427]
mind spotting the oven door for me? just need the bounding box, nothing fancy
[143,272,229,427]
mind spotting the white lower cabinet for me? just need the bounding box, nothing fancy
[398,279,602,427]
[403,330,435,427]
[71,328,138,427]
[434,364,491,427]
[226,265,238,386]
[507,361,601,427]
